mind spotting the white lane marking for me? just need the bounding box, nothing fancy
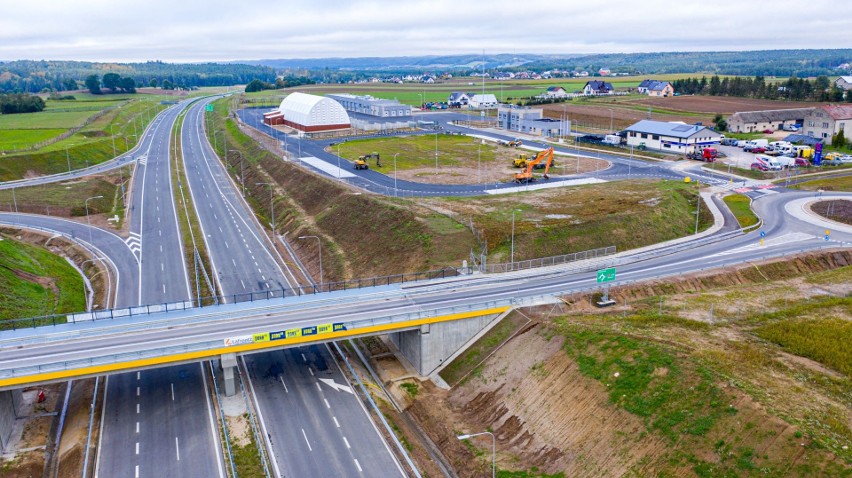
[135,442,139,455]
[137,372,140,380]
[162,284,166,294]
[218,226,223,233]
[135,465,139,478]
[316,382,322,392]
[171,383,175,401]
[136,422,139,433]
[161,263,164,271]
[224,241,229,249]
[157,216,160,223]
[160,245,163,252]
[240,279,246,289]
[333,416,340,428]
[354,459,362,472]
[175,436,180,461]
[308,367,314,376]
[279,376,288,393]
[136,386,140,397]
[301,428,312,451]
[324,398,330,409]
[136,403,140,414]
[343,436,351,449]
[301,353,307,362]
[232,259,237,267]
[257,268,262,273]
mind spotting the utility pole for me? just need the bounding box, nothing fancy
[257,183,275,232]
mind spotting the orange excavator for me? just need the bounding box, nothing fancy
[513,147,555,183]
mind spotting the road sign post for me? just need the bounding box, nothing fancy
[595,268,617,307]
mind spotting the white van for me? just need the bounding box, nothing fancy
[769,141,791,150]
[754,154,782,171]
[744,139,769,150]
[774,156,796,168]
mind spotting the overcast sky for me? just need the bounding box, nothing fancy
[2,0,850,63]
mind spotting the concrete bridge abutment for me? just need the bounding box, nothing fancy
[389,309,511,377]
[221,353,238,397]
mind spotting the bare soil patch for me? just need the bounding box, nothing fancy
[812,199,852,226]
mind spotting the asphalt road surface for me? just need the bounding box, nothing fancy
[96,99,225,478]
[183,98,403,477]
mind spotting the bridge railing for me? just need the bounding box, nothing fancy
[0,299,513,381]
[483,246,616,273]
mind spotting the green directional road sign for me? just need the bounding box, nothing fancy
[205,104,213,112]
[596,267,616,283]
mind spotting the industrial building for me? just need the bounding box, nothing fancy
[469,94,498,109]
[497,104,569,137]
[727,108,813,133]
[262,92,351,133]
[326,93,412,118]
[624,120,722,153]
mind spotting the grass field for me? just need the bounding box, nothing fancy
[0,171,125,219]
[790,174,852,192]
[336,134,500,171]
[722,193,758,228]
[0,129,65,150]
[0,97,168,180]
[0,236,85,320]
[424,179,713,262]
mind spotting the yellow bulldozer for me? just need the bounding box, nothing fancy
[513,152,555,169]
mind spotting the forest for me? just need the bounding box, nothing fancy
[0,60,277,93]
[671,75,851,102]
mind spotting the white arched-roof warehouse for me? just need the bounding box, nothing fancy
[268,92,350,132]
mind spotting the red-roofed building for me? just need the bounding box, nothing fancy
[803,105,852,144]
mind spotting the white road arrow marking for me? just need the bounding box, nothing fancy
[319,378,354,395]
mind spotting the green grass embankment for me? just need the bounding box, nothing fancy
[0,236,85,320]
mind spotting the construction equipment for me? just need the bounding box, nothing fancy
[498,138,523,147]
[513,152,556,169]
[513,147,555,183]
[354,152,381,170]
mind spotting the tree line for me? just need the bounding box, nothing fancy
[0,60,277,93]
[671,75,852,102]
[0,93,45,114]
[85,73,136,94]
[244,76,316,92]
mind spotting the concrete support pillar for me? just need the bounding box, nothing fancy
[221,353,238,397]
[0,389,20,451]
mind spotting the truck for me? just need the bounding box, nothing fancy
[498,139,522,147]
[686,147,718,162]
[602,134,622,146]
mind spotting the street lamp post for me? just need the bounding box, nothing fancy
[435,131,439,175]
[85,195,104,245]
[65,145,72,172]
[694,180,701,235]
[256,183,275,231]
[457,432,495,478]
[511,209,521,266]
[109,124,117,158]
[298,235,323,288]
[228,149,245,197]
[393,153,399,196]
[336,143,342,179]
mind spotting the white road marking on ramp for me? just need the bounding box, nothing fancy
[300,156,356,178]
[485,177,608,195]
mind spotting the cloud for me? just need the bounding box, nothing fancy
[1,0,850,62]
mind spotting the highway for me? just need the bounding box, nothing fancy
[95,99,225,478]
[182,98,403,477]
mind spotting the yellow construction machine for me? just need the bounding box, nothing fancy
[513,147,555,183]
[354,152,382,170]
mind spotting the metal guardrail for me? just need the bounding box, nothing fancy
[0,266,463,331]
[483,246,616,273]
[0,299,512,380]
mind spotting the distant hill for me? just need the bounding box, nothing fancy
[242,49,852,77]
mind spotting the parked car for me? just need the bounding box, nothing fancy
[762,129,774,134]
[762,147,782,156]
[782,124,800,132]
[744,145,766,153]
[837,155,852,164]
[794,158,811,167]
[736,140,748,148]
[751,162,769,171]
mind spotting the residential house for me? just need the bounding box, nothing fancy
[544,86,568,98]
[637,79,654,94]
[835,76,852,91]
[469,94,498,109]
[728,108,814,133]
[583,80,614,95]
[447,92,471,107]
[647,81,674,97]
[598,68,611,76]
[803,105,852,145]
[624,120,722,153]
[420,75,435,84]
